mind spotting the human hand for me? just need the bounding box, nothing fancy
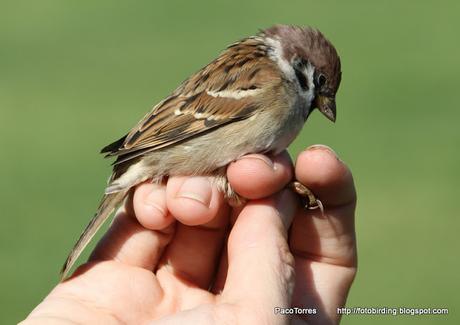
[22,145,357,325]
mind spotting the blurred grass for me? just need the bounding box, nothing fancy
[1,0,459,323]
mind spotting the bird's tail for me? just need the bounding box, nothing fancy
[60,190,128,280]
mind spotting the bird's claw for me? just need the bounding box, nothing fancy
[289,181,325,216]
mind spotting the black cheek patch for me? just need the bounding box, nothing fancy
[294,69,308,91]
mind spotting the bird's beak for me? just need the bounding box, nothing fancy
[315,95,336,123]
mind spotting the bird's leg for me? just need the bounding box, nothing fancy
[225,184,246,207]
[212,169,323,211]
[289,181,324,215]
[212,169,246,207]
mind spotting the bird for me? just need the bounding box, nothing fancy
[61,24,342,280]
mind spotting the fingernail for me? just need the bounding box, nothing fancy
[144,187,167,216]
[176,177,212,207]
[275,190,297,230]
[237,154,275,170]
[307,144,339,159]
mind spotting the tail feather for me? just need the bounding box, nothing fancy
[60,190,128,280]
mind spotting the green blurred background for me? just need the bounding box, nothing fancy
[1,0,459,323]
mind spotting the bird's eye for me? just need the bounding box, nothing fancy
[316,74,327,87]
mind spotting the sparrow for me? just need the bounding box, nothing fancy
[61,24,342,279]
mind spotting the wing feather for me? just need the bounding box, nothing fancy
[103,37,281,164]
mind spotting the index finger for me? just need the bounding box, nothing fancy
[227,151,293,199]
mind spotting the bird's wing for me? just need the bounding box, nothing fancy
[101,38,281,164]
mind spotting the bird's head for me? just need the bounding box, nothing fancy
[262,25,341,122]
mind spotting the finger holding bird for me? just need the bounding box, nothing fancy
[61,24,342,280]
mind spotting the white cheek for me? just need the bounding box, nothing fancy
[265,37,315,109]
[302,63,316,107]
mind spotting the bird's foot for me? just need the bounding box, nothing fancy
[289,181,324,216]
[211,172,246,207]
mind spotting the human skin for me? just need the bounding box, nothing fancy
[21,145,357,325]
